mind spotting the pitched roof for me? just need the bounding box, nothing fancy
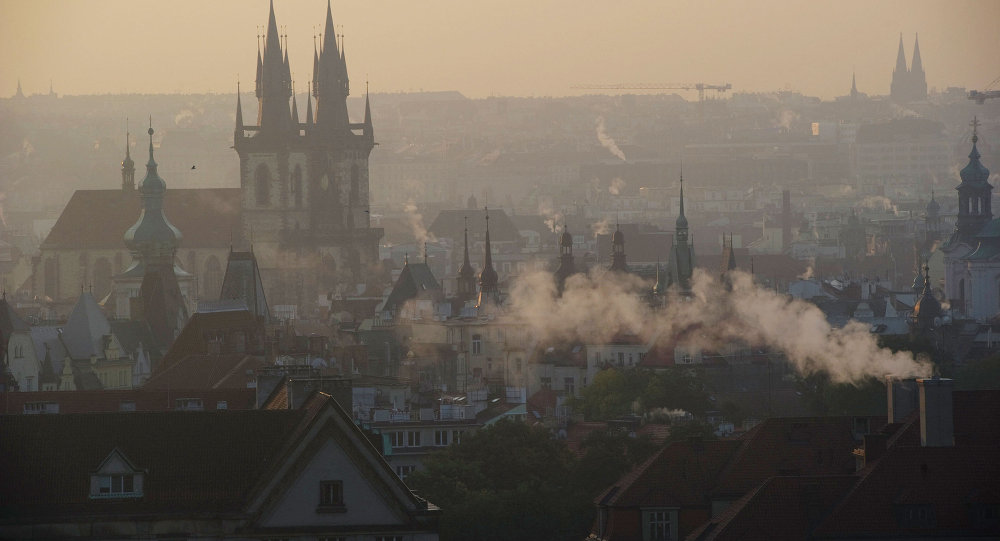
[42,188,241,250]
[0,409,304,518]
[142,353,267,391]
[0,297,30,336]
[0,388,256,414]
[713,416,885,497]
[688,475,858,541]
[60,292,111,360]
[219,250,270,322]
[382,261,442,313]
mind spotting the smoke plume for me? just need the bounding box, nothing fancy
[538,201,564,233]
[591,217,612,237]
[595,116,626,161]
[509,268,931,384]
[608,177,626,195]
[403,199,436,245]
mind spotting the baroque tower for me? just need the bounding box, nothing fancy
[234,1,381,309]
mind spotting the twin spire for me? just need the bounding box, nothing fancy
[244,0,366,139]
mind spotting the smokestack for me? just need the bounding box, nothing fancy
[886,377,919,423]
[782,189,791,253]
[917,377,954,447]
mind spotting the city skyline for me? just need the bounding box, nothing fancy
[2,0,999,100]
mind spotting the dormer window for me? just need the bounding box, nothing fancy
[90,449,144,499]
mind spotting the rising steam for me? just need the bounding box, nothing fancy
[509,268,931,384]
[595,116,626,161]
[608,177,626,195]
[403,199,436,245]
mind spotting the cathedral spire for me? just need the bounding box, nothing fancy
[305,82,314,127]
[850,71,858,100]
[315,0,350,132]
[609,222,628,273]
[911,33,924,73]
[256,0,292,136]
[234,82,244,144]
[364,81,374,140]
[894,33,907,74]
[676,167,689,243]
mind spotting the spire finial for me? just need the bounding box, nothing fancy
[147,117,156,165]
[971,116,980,144]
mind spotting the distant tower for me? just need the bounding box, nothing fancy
[667,172,695,292]
[955,118,992,244]
[233,0,381,310]
[850,72,859,101]
[890,33,927,103]
[14,79,24,99]
[121,129,135,192]
[123,123,188,347]
[553,225,576,290]
[910,265,942,335]
[476,210,501,310]
[721,233,737,280]
[608,223,628,273]
[456,217,477,304]
[925,190,941,241]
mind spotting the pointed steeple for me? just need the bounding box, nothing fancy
[14,78,24,99]
[255,47,263,98]
[477,209,500,309]
[315,0,350,132]
[256,0,292,136]
[911,33,924,73]
[554,224,576,290]
[234,82,244,146]
[305,82,314,127]
[363,81,374,140]
[121,124,135,192]
[457,215,476,301]
[676,168,689,242]
[850,71,858,100]
[290,92,299,125]
[652,258,664,297]
[124,121,182,266]
[894,33,908,73]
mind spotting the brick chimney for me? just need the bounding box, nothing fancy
[917,377,954,447]
[886,377,918,423]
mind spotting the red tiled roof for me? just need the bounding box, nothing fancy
[143,353,268,390]
[0,388,255,414]
[712,416,885,497]
[42,188,241,250]
[687,475,857,541]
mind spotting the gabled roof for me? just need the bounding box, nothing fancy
[143,353,266,391]
[219,250,270,322]
[41,188,241,250]
[382,261,442,313]
[60,292,111,360]
[0,297,30,336]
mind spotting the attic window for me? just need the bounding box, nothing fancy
[90,449,144,499]
[317,480,346,512]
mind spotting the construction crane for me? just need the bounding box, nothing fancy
[573,82,732,118]
[968,74,1000,104]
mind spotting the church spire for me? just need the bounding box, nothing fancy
[315,0,350,132]
[676,167,689,243]
[14,78,24,99]
[255,0,292,136]
[850,71,858,100]
[609,222,628,273]
[364,81,374,140]
[477,209,500,309]
[234,82,244,146]
[911,33,924,74]
[955,117,992,243]
[894,33,907,74]
[121,123,135,192]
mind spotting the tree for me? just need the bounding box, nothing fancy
[407,420,593,541]
[573,429,660,495]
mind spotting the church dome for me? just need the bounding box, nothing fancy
[958,133,991,188]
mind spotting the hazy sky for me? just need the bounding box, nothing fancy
[2,0,998,100]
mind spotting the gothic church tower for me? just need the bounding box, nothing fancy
[234,1,381,309]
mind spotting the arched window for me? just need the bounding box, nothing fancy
[292,165,303,209]
[203,256,223,300]
[93,258,113,300]
[255,164,271,207]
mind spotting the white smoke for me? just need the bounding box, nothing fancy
[509,268,932,384]
[591,217,612,237]
[776,109,799,130]
[538,201,563,233]
[608,177,626,195]
[798,266,814,280]
[403,199,436,245]
[859,195,897,213]
[595,116,626,161]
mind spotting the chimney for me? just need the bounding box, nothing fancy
[917,377,954,447]
[886,376,919,423]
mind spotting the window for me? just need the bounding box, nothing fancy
[407,430,421,447]
[541,377,552,390]
[618,352,625,366]
[119,401,136,412]
[896,504,935,528]
[395,465,416,480]
[472,334,483,356]
[645,509,673,540]
[24,402,59,414]
[389,431,404,448]
[452,430,463,444]
[318,480,344,508]
[564,377,575,396]
[175,398,204,411]
[435,430,450,446]
[216,401,228,410]
[96,474,136,497]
